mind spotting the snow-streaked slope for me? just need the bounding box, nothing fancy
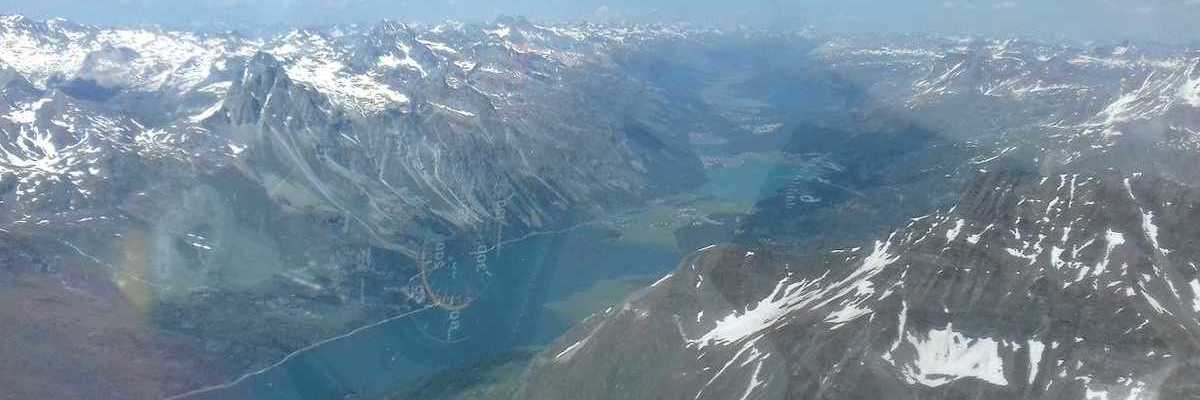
[524,170,1200,400]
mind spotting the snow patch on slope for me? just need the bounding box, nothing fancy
[896,324,1009,388]
[1140,210,1168,255]
[946,219,966,242]
[692,239,898,348]
[1179,62,1200,107]
[268,31,410,115]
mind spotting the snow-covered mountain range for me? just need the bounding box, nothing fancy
[2,13,1200,400]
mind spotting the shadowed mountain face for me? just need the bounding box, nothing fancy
[3,13,1200,400]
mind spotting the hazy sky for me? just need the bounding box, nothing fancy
[2,0,1199,43]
